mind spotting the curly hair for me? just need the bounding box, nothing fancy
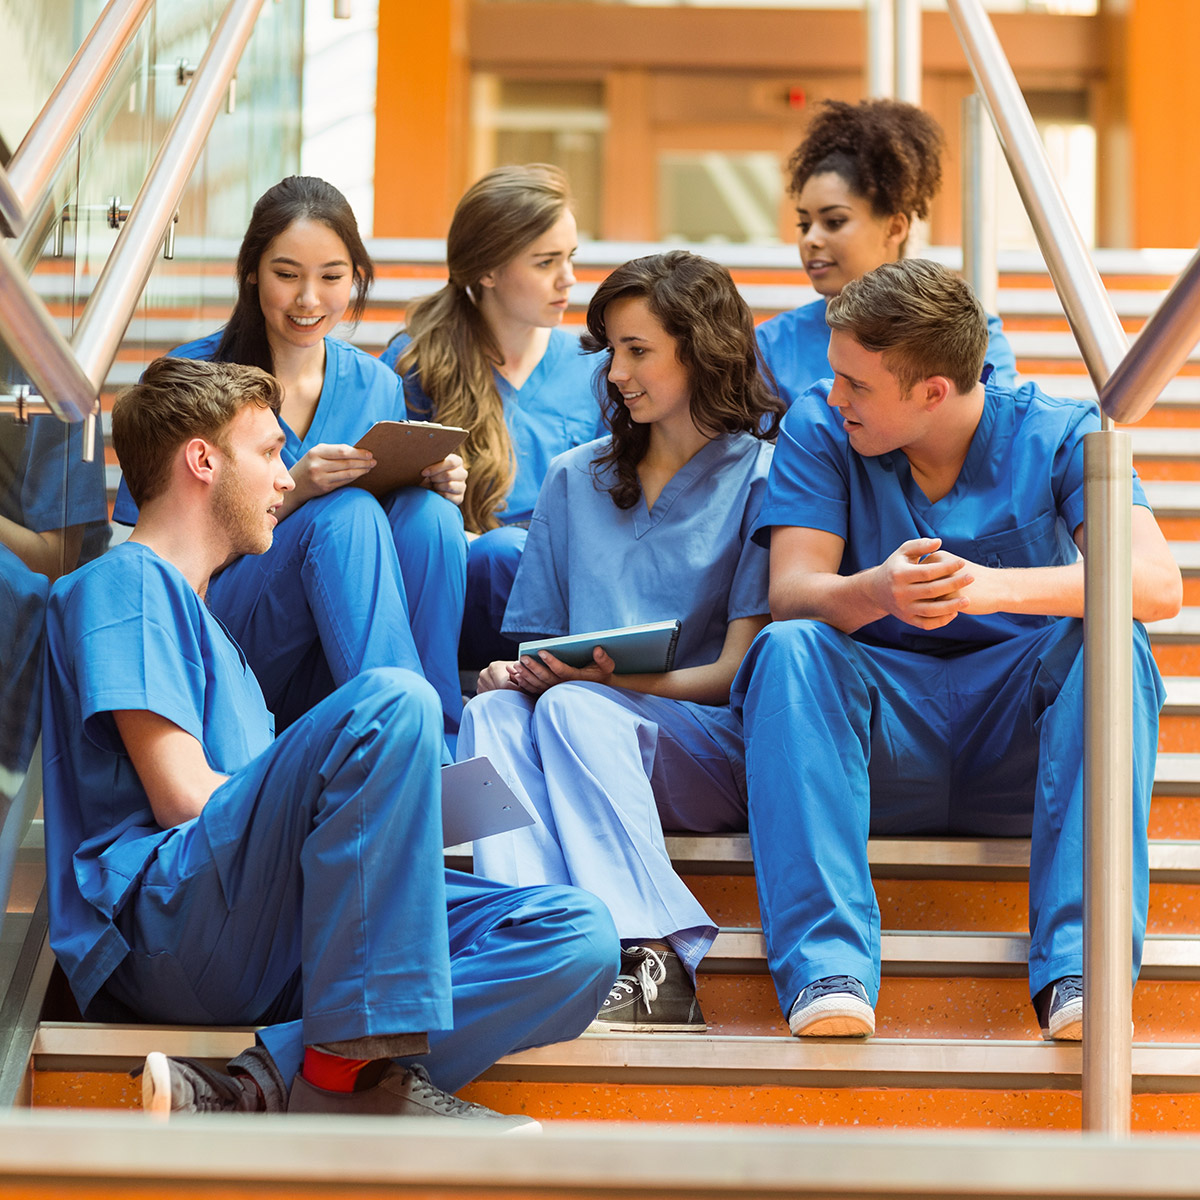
[215,176,374,373]
[787,99,944,220]
[582,251,784,510]
[394,164,571,534]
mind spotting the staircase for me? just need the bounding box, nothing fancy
[20,242,1200,1138]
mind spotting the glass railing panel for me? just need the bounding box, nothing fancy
[0,0,304,1058]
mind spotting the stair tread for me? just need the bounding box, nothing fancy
[660,833,1200,880]
[705,929,1200,978]
[31,1021,1200,1091]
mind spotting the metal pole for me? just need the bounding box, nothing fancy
[894,0,921,106]
[865,0,895,99]
[961,94,999,314]
[946,0,1127,397]
[70,0,267,389]
[1082,430,1134,1137]
[0,240,98,424]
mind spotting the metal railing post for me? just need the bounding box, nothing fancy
[1082,430,1133,1136]
[961,95,998,314]
[865,0,895,99]
[894,0,921,106]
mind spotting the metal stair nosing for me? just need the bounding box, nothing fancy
[29,1021,1200,1094]
[484,1033,1200,1094]
[705,929,1200,981]
[654,833,1200,883]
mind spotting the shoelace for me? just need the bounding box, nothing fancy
[602,946,669,1015]
[405,1063,489,1117]
[178,1058,257,1112]
[803,975,864,1002]
[1053,976,1083,1006]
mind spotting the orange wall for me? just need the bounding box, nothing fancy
[374,0,468,237]
[1128,0,1200,247]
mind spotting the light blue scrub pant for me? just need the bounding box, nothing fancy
[207,485,466,744]
[461,524,527,666]
[96,669,618,1094]
[460,682,747,977]
[732,617,1163,1017]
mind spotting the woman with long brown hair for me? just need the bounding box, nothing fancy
[382,164,602,665]
[458,250,783,1034]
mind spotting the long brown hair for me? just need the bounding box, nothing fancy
[582,251,783,510]
[395,164,571,533]
[216,176,374,373]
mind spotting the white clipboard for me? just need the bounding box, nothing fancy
[440,756,535,848]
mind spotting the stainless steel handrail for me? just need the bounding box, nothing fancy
[5,0,156,228]
[70,0,267,390]
[0,167,24,239]
[947,0,1128,397]
[1099,246,1200,424]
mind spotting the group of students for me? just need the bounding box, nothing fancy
[36,97,1181,1125]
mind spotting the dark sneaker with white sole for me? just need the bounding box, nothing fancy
[1034,975,1083,1041]
[788,975,876,1037]
[288,1061,540,1131]
[587,944,707,1033]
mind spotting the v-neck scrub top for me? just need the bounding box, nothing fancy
[754,379,1149,655]
[502,432,774,776]
[382,327,604,524]
[114,331,411,524]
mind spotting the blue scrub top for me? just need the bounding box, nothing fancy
[0,416,108,534]
[113,332,408,524]
[756,298,1018,409]
[382,326,604,524]
[42,541,274,1011]
[503,432,773,779]
[754,379,1150,655]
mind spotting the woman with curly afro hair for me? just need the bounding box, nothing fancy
[757,98,1016,407]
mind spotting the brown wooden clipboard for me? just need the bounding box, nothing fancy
[351,420,468,498]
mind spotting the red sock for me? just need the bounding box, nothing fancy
[301,1047,373,1093]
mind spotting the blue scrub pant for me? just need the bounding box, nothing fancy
[382,487,468,736]
[98,669,617,1094]
[206,486,464,743]
[460,682,746,976]
[460,525,526,667]
[732,618,1162,1016]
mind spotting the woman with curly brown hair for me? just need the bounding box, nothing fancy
[381,164,603,666]
[758,98,1016,406]
[457,250,784,1035]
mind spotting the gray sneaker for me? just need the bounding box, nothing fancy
[141,1052,263,1118]
[587,944,707,1033]
[287,1061,540,1132]
[1034,975,1083,1041]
